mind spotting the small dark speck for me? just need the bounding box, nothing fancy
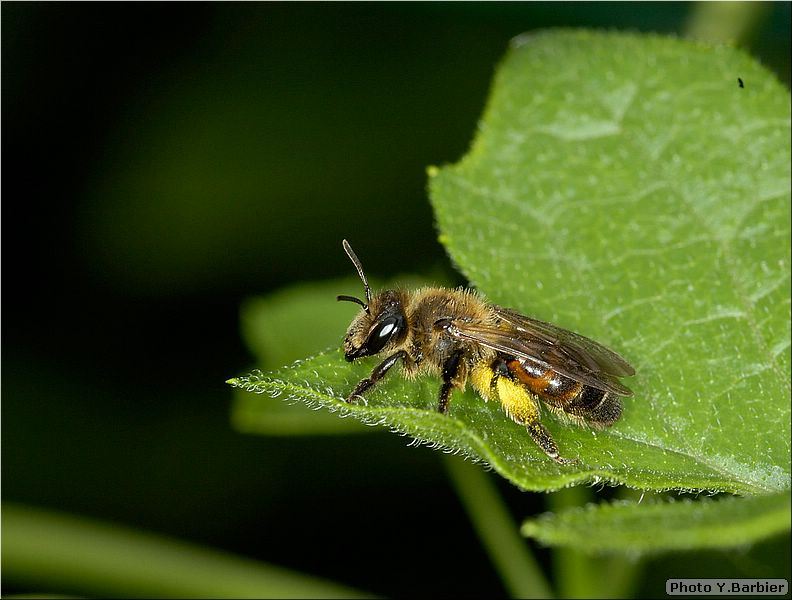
[738,77,744,88]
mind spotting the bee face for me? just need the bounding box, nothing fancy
[343,290,408,362]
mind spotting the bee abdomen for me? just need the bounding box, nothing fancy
[506,359,622,427]
[506,359,582,402]
[563,385,622,426]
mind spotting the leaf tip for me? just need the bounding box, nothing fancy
[226,377,241,387]
[519,520,537,538]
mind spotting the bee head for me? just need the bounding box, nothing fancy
[337,240,408,361]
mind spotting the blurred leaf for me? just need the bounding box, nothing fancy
[2,503,372,599]
[241,279,358,369]
[521,490,791,555]
[231,30,790,493]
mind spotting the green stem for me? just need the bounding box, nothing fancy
[596,488,647,598]
[599,554,644,600]
[548,488,644,599]
[444,456,554,599]
[548,487,597,599]
[3,503,373,599]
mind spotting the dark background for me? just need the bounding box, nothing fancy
[3,3,790,597]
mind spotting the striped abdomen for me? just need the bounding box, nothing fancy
[505,358,622,426]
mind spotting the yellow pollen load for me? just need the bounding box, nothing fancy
[470,364,541,425]
[470,364,494,401]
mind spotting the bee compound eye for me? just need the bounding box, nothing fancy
[365,315,403,354]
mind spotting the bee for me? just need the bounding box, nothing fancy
[337,240,634,464]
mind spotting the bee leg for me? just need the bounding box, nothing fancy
[347,350,407,404]
[494,373,576,465]
[489,359,510,398]
[437,350,464,414]
[525,422,576,465]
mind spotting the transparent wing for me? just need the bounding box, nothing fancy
[494,307,635,377]
[444,307,635,396]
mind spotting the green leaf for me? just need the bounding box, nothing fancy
[521,490,792,555]
[429,30,791,491]
[231,30,790,493]
[2,503,372,599]
[232,387,369,437]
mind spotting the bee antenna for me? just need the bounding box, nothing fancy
[341,239,372,305]
[336,294,368,312]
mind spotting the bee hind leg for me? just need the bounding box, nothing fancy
[494,372,577,465]
[347,350,407,404]
[526,422,577,465]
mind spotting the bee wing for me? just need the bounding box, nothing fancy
[494,307,635,377]
[444,308,634,397]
